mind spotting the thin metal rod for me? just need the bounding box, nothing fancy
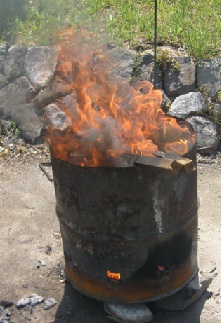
[154,0,158,88]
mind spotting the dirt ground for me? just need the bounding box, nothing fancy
[0,157,220,323]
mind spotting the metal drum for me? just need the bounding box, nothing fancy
[51,147,198,303]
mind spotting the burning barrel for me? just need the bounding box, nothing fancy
[51,147,198,303]
[47,33,198,303]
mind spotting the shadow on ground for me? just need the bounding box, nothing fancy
[54,281,211,323]
[54,282,112,323]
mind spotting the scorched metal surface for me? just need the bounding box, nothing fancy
[51,148,198,303]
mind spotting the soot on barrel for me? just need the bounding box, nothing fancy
[51,145,198,302]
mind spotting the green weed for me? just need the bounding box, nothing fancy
[156,49,180,71]
[0,0,221,59]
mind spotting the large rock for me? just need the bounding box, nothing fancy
[44,103,71,131]
[11,102,43,143]
[0,76,35,105]
[140,53,162,89]
[104,303,153,323]
[164,56,196,97]
[62,94,79,117]
[187,115,219,152]
[94,48,137,83]
[0,76,42,142]
[25,46,59,89]
[168,92,208,119]
[4,46,27,81]
[197,58,221,98]
[34,82,70,106]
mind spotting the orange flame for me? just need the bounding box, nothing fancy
[107,270,121,281]
[158,265,165,271]
[46,29,195,167]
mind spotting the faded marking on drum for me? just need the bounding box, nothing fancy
[153,201,163,234]
[152,184,164,234]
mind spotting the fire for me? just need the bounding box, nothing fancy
[158,265,165,271]
[46,29,195,167]
[107,270,121,281]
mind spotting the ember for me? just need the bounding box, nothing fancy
[46,29,195,167]
[107,270,121,281]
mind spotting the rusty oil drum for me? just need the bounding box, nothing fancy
[51,148,198,303]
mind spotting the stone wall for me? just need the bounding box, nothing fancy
[141,52,221,153]
[0,43,220,152]
[0,44,59,142]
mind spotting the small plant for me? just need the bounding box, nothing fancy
[165,101,171,112]
[19,147,25,154]
[156,49,180,71]
[4,121,21,137]
[217,90,221,102]
[11,121,20,136]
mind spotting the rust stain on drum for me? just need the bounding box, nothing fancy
[65,256,198,303]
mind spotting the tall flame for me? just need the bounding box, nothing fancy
[46,29,195,167]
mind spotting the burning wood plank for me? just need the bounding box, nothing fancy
[163,153,196,173]
[126,154,195,173]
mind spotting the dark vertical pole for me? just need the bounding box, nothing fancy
[154,0,157,88]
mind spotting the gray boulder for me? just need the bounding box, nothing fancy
[187,115,219,151]
[94,48,137,83]
[140,53,162,89]
[12,102,43,143]
[164,56,196,97]
[168,92,208,119]
[62,93,79,116]
[34,82,70,105]
[4,46,27,81]
[197,58,221,98]
[0,76,35,105]
[104,302,153,323]
[25,46,59,88]
[0,76,42,142]
[44,103,71,131]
